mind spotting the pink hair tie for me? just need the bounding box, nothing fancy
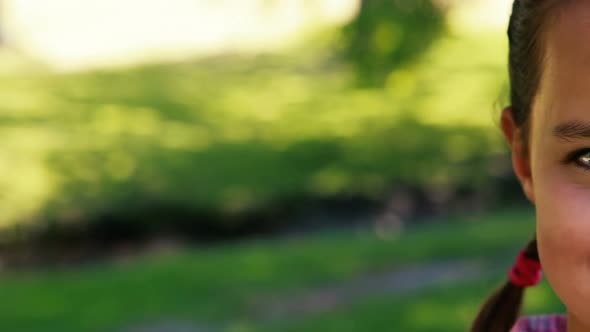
[509,250,542,287]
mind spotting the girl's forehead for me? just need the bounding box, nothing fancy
[537,1,590,126]
[546,1,590,72]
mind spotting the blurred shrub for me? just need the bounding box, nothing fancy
[0,3,509,238]
[341,0,446,86]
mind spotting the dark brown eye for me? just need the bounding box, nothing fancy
[578,152,590,168]
[572,149,590,170]
[565,148,590,170]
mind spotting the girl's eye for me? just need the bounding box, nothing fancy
[568,149,590,170]
[579,153,590,169]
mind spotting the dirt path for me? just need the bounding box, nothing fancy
[251,258,492,321]
[120,258,497,332]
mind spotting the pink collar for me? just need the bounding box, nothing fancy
[511,315,567,332]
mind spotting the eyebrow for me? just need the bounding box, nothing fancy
[553,121,590,141]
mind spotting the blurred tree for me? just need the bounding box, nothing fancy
[341,0,446,87]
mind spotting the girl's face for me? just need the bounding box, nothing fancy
[508,2,590,329]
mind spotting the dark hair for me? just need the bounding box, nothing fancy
[507,0,564,141]
[471,240,539,332]
[471,1,566,331]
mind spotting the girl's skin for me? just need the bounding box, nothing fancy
[503,2,590,331]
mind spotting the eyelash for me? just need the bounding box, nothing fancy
[565,148,590,170]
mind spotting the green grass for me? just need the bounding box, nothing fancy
[256,277,563,332]
[0,208,560,332]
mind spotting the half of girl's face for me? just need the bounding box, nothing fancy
[523,1,590,329]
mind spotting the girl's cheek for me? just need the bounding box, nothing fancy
[536,166,590,314]
[536,174,590,258]
[537,162,590,238]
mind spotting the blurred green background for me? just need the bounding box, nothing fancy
[0,0,563,331]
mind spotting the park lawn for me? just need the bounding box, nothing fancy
[256,276,563,332]
[0,208,543,332]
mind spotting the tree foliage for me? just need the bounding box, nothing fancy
[341,0,446,86]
